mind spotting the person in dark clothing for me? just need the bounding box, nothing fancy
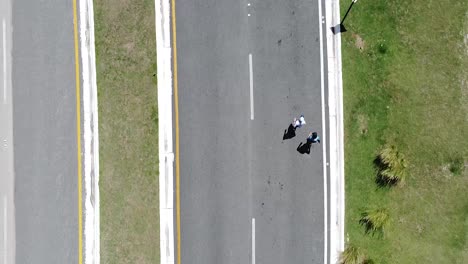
[307,132,320,144]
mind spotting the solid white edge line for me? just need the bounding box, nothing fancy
[249,53,254,120]
[252,218,255,264]
[3,196,6,264]
[317,0,328,263]
[2,19,6,104]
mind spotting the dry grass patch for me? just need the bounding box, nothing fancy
[352,34,365,51]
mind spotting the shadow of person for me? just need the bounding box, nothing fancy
[297,141,311,154]
[283,124,296,140]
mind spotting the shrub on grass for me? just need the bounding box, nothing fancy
[374,144,408,186]
[377,42,388,54]
[359,208,390,236]
[339,244,369,264]
[448,156,464,176]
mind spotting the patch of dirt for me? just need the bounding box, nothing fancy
[352,33,365,51]
[462,12,468,122]
[462,78,468,122]
[357,114,368,135]
[123,41,135,53]
[464,34,468,54]
[464,11,468,55]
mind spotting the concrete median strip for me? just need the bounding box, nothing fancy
[156,1,175,264]
[78,0,100,263]
[325,0,345,263]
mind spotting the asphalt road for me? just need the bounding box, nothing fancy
[11,0,79,263]
[176,0,326,263]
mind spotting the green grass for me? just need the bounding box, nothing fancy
[94,0,159,263]
[341,0,468,263]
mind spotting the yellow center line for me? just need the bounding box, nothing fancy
[72,0,83,263]
[171,0,181,263]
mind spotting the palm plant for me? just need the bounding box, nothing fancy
[376,144,408,185]
[339,244,367,264]
[359,208,390,236]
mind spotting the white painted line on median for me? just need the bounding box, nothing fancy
[3,19,6,104]
[3,196,7,264]
[249,54,254,120]
[317,0,328,263]
[252,218,255,264]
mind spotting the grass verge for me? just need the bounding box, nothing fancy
[94,0,159,263]
[341,0,468,263]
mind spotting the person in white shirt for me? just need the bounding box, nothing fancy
[293,118,301,129]
[299,114,306,126]
[293,114,306,129]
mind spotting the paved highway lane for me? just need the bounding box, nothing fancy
[12,0,81,263]
[176,1,251,263]
[175,0,327,263]
[249,1,324,263]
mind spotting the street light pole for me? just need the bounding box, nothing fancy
[332,0,358,34]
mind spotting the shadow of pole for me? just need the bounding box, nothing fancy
[331,0,358,35]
